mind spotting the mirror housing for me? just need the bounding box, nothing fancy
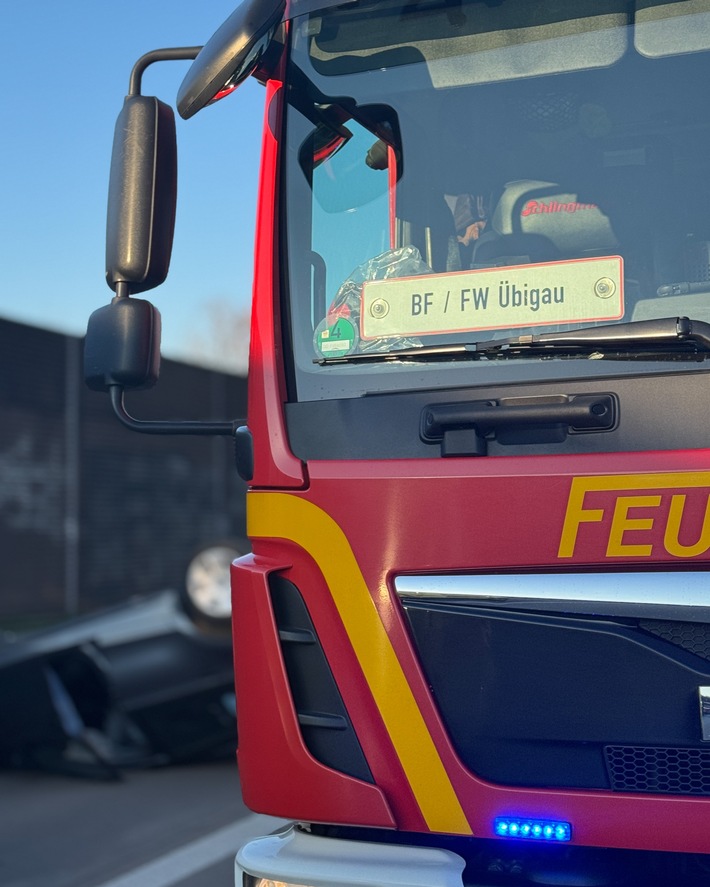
[106,95,177,295]
[84,297,161,392]
[177,0,286,119]
[84,297,239,437]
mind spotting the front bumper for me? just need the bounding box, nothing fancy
[236,825,465,887]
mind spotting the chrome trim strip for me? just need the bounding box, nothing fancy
[394,572,710,607]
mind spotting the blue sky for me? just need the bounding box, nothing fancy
[1,1,265,371]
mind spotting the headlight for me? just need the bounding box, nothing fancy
[244,880,312,887]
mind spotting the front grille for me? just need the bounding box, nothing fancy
[606,745,710,795]
[639,620,710,662]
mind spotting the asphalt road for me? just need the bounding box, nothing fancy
[0,760,285,887]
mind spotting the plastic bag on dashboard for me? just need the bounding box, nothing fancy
[314,246,428,358]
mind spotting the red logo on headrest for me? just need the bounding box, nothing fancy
[522,200,598,216]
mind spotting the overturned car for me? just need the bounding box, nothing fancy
[0,543,241,778]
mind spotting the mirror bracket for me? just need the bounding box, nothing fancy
[128,47,203,97]
[109,387,241,437]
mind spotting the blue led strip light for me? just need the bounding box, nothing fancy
[494,817,572,842]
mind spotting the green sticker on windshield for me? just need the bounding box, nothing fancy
[315,317,358,358]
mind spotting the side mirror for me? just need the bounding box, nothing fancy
[84,297,161,392]
[177,0,286,119]
[85,47,241,441]
[106,95,177,295]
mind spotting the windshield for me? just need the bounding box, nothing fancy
[283,0,710,399]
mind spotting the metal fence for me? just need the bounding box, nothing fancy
[0,318,248,624]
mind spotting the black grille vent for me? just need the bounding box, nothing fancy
[269,575,373,783]
[639,620,710,662]
[606,745,710,795]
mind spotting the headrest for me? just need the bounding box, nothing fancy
[491,179,618,255]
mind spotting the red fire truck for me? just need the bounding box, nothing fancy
[85,0,710,883]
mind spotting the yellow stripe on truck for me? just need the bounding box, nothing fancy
[248,491,472,835]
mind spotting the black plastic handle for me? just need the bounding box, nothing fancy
[421,394,616,456]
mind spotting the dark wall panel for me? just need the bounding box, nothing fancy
[0,319,248,623]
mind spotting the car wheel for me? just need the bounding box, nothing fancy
[182,541,246,632]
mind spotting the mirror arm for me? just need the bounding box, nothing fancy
[129,47,203,97]
[109,385,241,437]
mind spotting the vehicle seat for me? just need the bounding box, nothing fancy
[470,179,618,268]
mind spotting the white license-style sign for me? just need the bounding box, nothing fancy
[360,256,624,339]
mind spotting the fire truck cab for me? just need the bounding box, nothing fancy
[86,0,710,884]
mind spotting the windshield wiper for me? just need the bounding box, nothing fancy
[314,343,472,364]
[474,317,710,355]
[314,317,710,365]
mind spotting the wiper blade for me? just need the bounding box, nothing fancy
[315,343,472,365]
[315,317,710,365]
[475,317,710,354]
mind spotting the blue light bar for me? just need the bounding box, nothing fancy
[494,817,572,842]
